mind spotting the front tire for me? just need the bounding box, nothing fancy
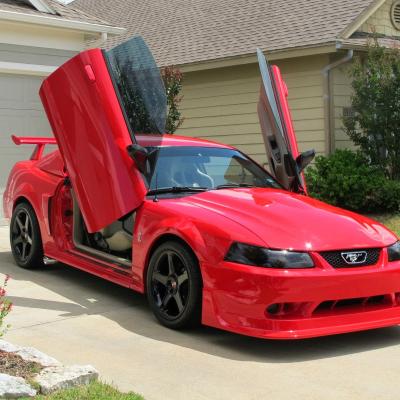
[146,241,202,329]
[10,202,44,269]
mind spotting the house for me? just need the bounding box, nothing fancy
[71,0,400,165]
[0,0,124,195]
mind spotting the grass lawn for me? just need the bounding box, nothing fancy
[368,213,400,236]
[21,381,144,400]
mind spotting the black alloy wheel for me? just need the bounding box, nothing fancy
[10,203,44,269]
[147,241,202,329]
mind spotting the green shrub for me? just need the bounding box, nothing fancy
[343,39,400,179]
[305,149,400,213]
[161,66,184,133]
[376,177,400,212]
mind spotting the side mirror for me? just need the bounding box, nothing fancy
[127,144,149,174]
[296,149,315,173]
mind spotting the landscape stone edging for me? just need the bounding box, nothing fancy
[0,340,61,367]
[0,374,36,399]
[0,340,98,398]
[36,365,99,395]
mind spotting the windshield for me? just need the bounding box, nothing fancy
[147,146,282,190]
[105,36,167,137]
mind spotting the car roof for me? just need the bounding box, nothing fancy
[136,134,234,149]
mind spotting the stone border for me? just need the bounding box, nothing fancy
[0,340,98,398]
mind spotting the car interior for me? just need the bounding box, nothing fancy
[72,195,135,267]
[148,150,262,190]
[70,149,274,267]
[150,154,215,189]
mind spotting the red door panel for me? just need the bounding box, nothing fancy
[257,49,308,192]
[270,65,300,160]
[40,49,147,232]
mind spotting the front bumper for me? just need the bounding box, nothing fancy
[201,249,400,339]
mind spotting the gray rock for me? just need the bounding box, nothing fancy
[0,373,36,398]
[36,365,98,394]
[0,341,98,395]
[0,340,61,367]
[0,340,20,354]
[16,347,61,368]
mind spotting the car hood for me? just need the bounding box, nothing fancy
[181,188,397,251]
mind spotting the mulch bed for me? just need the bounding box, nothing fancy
[0,350,43,380]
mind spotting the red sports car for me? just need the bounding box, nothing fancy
[3,37,400,339]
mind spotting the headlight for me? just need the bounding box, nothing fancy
[388,241,400,261]
[225,242,314,269]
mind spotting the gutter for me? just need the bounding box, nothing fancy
[322,47,354,154]
[179,43,338,72]
[0,61,56,76]
[0,10,125,35]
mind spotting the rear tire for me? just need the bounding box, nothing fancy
[10,202,44,269]
[146,241,202,329]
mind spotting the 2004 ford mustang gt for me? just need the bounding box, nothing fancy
[4,36,400,339]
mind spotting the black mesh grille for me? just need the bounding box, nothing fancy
[320,248,381,268]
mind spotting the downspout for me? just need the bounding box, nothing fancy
[89,32,108,49]
[99,32,108,46]
[322,48,353,154]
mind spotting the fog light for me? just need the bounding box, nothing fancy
[267,303,280,315]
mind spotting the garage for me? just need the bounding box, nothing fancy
[0,0,124,223]
[0,73,51,188]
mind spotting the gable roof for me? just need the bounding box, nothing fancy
[70,0,383,67]
[0,0,119,29]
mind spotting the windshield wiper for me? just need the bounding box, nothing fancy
[215,183,255,190]
[147,186,208,196]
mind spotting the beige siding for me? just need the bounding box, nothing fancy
[361,0,400,36]
[178,55,328,163]
[332,64,356,150]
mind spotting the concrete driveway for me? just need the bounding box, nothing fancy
[0,225,400,400]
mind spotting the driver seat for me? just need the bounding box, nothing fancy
[99,214,135,252]
[173,162,214,188]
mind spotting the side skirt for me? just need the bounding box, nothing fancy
[45,248,134,289]
[73,242,131,269]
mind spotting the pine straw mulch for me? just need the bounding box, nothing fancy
[0,350,43,380]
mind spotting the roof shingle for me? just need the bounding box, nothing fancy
[0,0,110,26]
[71,0,377,66]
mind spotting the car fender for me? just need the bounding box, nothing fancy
[5,162,62,247]
[132,215,206,292]
[131,201,264,293]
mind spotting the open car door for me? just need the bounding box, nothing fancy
[257,48,314,193]
[40,37,166,232]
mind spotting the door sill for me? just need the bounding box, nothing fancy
[71,243,132,271]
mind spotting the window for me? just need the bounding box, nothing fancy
[148,146,282,190]
[203,156,256,187]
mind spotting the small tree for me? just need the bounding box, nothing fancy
[343,39,400,179]
[161,66,184,133]
[0,275,12,337]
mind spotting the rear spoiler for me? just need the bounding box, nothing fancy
[11,135,57,160]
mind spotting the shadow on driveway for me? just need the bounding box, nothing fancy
[1,250,400,364]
